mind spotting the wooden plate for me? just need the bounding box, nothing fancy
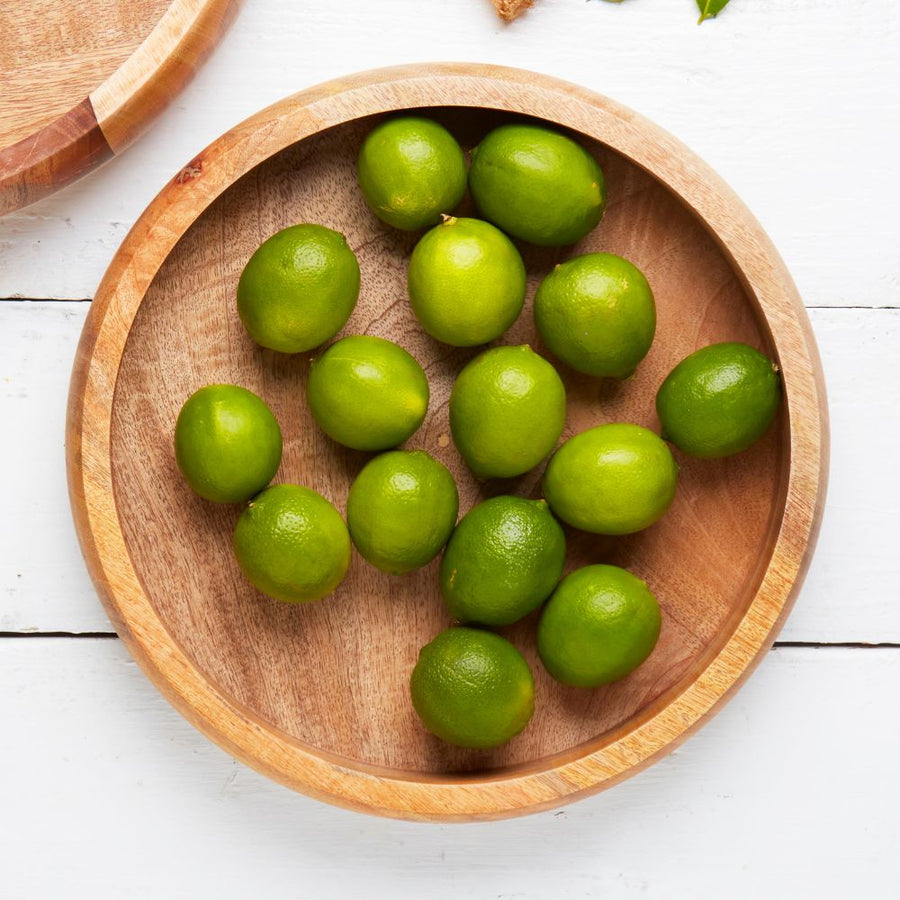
[0,0,237,215]
[67,64,828,821]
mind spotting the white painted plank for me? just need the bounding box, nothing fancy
[0,639,895,897]
[0,0,897,307]
[796,308,900,640]
[0,303,897,639]
[0,302,107,632]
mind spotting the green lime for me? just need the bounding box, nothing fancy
[237,224,360,353]
[440,496,566,626]
[449,345,566,479]
[534,252,656,378]
[468,123,606,246]
[656,342,782,458]
[233,484,351,603]
[410,627,535,749]
[537,564,661,688]
[357,116,467,231]
[174,384,282,504]
[407,217,526,346]
[307,335,429,451]
[347,450,459,574]
[543,424,678,535]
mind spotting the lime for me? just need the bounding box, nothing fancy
[440,496,566,626]
[534,252,656,378]
[468,123,606,246]
[410,627,535,749]
[543,424,677,535]
[347,450,459,574]
[656,342,782,458]
[407,217,526,346]
[357,116,467,231]
[537,565,662,687]
[449,345,566,479]
[307,335,429,451]
[237,224,360,353]
[233,484,351,603]
[174,384,282,503]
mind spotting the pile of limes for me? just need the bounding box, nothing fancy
[174,115,782,750]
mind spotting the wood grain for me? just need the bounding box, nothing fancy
[0,100,113,217]
[0,0,167,146]
[0,0,237,215]
[66,64,828,820]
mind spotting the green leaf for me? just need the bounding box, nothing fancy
[696,0,731,24]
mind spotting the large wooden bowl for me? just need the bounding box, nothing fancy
[67,64,828,821]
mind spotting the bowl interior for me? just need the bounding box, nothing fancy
[110,108,787,776]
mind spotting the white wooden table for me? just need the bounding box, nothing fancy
[2,1,898,895]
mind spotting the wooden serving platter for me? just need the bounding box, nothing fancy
[67,64,828,821]
[0,0,237,215]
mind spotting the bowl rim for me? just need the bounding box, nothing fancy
[66,62,829,822]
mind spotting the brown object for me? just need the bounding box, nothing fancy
[67,64,828,822]
[492,0,534,21]
[0,0,238,215]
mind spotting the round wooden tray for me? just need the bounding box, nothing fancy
[67,64,828,821]
[0,0,237,215]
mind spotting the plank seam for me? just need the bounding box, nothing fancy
[0,299,897,309]
[0,297,91,303]
[0,633,897,649]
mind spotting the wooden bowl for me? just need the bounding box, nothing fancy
[0,0,237,215]
[67,64,828,821]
